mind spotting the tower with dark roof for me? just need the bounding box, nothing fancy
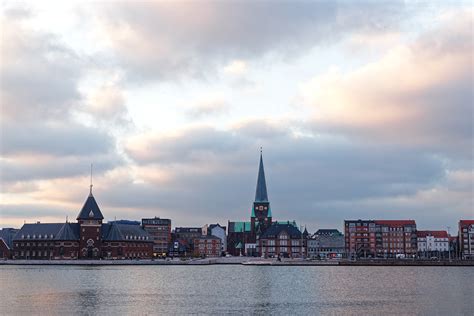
[77,183,104,259]
[251,150,272,240]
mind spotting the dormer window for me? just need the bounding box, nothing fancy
[50,234,53,238]
[39,234,42,239]
[27,234,30,239]
[33,234,36,238]
[21,234,25,239]
[89,210,94,218]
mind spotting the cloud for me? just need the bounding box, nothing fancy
[223,60,248,76]
[0,8,124,187]
[301,10,473,158]
[116,121,461,228]
[94,1,406,81]
[185,96,229,119]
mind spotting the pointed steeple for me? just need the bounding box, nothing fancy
[76,169,104,221]
[255,149,269,202]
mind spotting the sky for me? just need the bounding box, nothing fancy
[0,1,473,233]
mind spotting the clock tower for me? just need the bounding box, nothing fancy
[251,150,272,239]
[77,183,104,259]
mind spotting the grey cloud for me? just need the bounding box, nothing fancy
[0,9,125,185]
[116,122,458,229]
[96,1,406,81]
[0,153,123,183]
[1,121,114,157]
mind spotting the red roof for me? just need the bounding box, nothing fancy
[459,220,474,226]
[375,220,416,227]
[416,230,449,238]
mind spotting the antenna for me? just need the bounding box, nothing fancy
[90,163,93,195]
[66,215,68,223]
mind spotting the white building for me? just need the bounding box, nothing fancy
[417,231,449,256]
[203,224,227,254]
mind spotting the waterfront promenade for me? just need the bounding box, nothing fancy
[1,257,472,266]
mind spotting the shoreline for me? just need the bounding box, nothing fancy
[1,258,473,267]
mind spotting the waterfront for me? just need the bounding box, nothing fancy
[1,265,473,315]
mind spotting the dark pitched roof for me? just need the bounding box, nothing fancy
[13,223,79,241]
[260,223,302,239]
[77,193,104,220]
[255,152,269,202]
[55,222,79,240]
[314,229,342,237]
[208,223,226,233]
[102,223,152,242]
[104,222,124,241]
[0,228,19,249]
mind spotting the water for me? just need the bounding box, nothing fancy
[0,265,473,315]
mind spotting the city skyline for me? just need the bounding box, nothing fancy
[1,1,473,231]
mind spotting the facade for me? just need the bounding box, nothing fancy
[344,220,376,258]
[257,223,305,258]
[307,229,345,259]
[142,217,172,256]
[375,220,417,258]
[12,186,153,260]
[174,227,203,254]
[0,228,19,259]
[204,224,227,254]
[459,220,474,259]
[228,152,272,256]
[193,235,222,257]
[345,219,417,258]
[417,230,449,258]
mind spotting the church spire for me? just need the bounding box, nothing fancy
[255,149,269,202]
[89,163,93,196]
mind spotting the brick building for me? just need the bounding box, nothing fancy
[142,217,172,256]
[257,222,305,258]
[174,227,203,254]
[0,228,19,259]
[203,223,227,254]
[376,220,417,258]
[12,185,153,260]
[345,219,417,258]
[459,220,474,259]
[193,235,222,257]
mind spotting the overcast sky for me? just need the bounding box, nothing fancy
[0,1,472,233]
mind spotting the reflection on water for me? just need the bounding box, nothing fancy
[1,265,473,315]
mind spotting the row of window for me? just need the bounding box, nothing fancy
[20,234,54,239]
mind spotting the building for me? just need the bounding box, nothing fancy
[459,220,474,259]
[344,220,376,258]
[228,151,272,256]
[257,222,305,258]
[193,235,222,257]
[142,217,172,257]
[416,230,449,258]
[203,223,227,254]
[307,229,345,259]
[0,228,19,259]
[174,227,203,254]
[376,220,417,258]
[12,185,153,260]
[345,219,417,258]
